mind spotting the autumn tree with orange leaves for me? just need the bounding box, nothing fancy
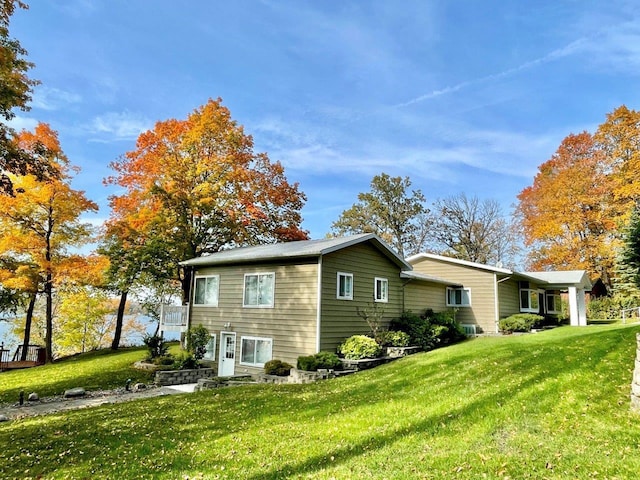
[105,98,308,303]
[0,123,98,362]
[517,131,618,286]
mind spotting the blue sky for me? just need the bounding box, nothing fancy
[8,0,640,240]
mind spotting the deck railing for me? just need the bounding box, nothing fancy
[0,344,10,371]
[13,344,46,364]
[621,306,640,324]
[160,304,189,330]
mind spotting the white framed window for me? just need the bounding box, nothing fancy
[374,277,388,303]
[243,273,275,308]
[520,288,540,313]
[193,275,220,306]
[203,334,217,361]
[337,272,353,300]
[240,336,273,367]
[446,287,471,307]
[546,292,562,314]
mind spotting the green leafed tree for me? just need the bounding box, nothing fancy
[614,203,640,301]
[330,173,430,257]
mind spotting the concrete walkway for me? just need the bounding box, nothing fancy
[0,384,198,421]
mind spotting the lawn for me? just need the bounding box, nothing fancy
[1,325,639,479]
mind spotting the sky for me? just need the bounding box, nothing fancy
[8,0,640,241]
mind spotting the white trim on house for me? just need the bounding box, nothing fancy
[336,272,354,300]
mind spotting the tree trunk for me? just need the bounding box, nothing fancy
[180,266,192,305]
[45,271,53,363]
[111,290,128,350]
[19,292,37,361]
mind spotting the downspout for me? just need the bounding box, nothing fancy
[316,256,323,353]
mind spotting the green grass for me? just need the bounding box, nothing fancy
[0,345,174,404]
[1,326,640,479]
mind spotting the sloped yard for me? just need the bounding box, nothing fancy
[1,326,639,479]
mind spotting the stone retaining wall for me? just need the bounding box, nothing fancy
[155,368,214,386]
[632,333,640,413]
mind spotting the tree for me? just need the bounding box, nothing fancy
[595,105,640,223]
[614,203,640,300]
[0,1,56,194]
[106,98,307,302]
[516,131,616,282]
[431,193,519,266]
[0,123,97,361]
[330,173,430,257]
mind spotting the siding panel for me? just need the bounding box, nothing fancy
[190,260,318,373]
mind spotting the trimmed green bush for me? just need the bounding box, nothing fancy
[172,352,198,370]
[390,309,466,350]
[498,313,544,334]
[296,351,342,371]
[143,334,168,360]
[339,335,382,360]
[376,330,411,347]
[264,359,293,376]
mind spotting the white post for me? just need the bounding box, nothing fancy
[568,287,587,326]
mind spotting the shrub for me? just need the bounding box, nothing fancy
[264,359,293,376]
[296,351,342,371]
[376,330,410,347]
[152,355,175,366]
[143,334,168,360]
[172,352,198,370]
[186,325,210,362]
[498,314,543,334]
[339,335,382,360]
[389,309,466,351]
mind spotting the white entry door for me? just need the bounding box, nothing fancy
[218,332,236,376]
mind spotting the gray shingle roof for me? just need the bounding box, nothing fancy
[180,233,412,270]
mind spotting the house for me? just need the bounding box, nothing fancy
[172,234,454,376]
[159,234,592,376]
[406,253,592,333]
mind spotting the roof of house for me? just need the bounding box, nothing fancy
[400,271,462,287]
[180,233,412,270]
[406,252,592,289]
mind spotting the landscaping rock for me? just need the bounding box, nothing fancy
[63,387,86,398]
[133,383,146,392]
[0,414,9,422]
[28,392,39,402]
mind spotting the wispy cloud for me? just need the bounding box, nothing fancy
[7,115,39,132]
[31,86,82,111]
[396,38,587,108]
[87,111,151,141]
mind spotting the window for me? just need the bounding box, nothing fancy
[193,275,220,306]
[446,287,471,307]
[203,334,217,361]
[520,289,540,313]
[240,336,273,366]
[546,292,562,314]
[374,277,388,303]
[337,272,353,300]
[243,273,275,308]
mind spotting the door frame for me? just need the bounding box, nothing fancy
[218,331,236,376]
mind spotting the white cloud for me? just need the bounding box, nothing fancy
[88,111,152,141]
[7,115,39,132]
[31,86,82,111]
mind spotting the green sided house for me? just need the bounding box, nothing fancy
[406,253,592,334]
[163,234,454,376]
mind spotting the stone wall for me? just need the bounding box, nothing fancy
[632,333,640,413]
[155,367,214,386]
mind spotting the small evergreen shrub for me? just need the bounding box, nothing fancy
[376,330,411,347]
[498,314,543,334]
[296,351,342,371]
[339,335,382,360]
[264,359,293,376]
[143,334,168,360]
